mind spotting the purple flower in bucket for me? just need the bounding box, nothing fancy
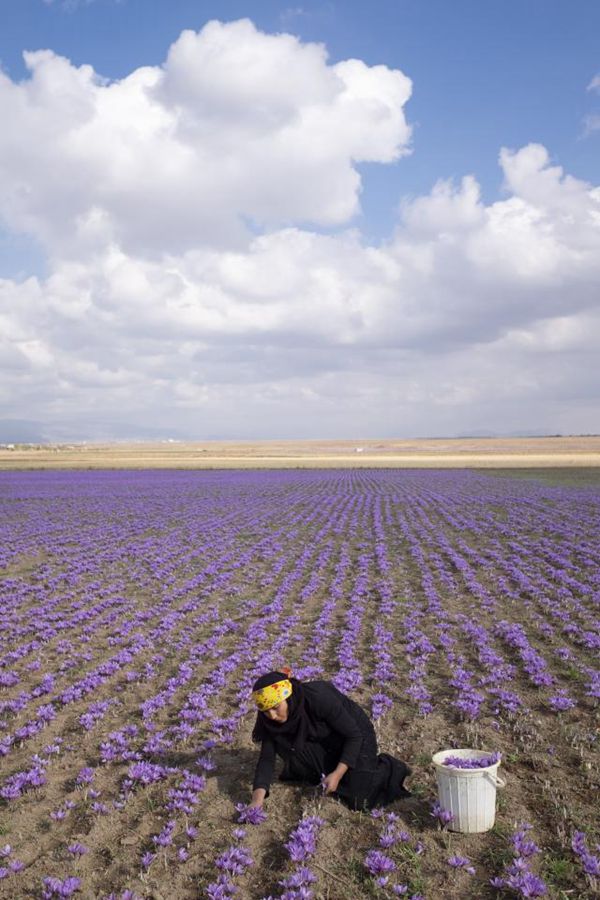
[443,752,501,769]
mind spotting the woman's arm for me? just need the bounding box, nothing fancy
[250,787,267,807]
[251,738,276,805]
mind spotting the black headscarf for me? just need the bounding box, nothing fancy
[251,672,316,753]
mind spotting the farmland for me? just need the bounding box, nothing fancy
[1,435,600,471]
[0,468,598,899]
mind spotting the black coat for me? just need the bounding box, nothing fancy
[252,680,410,810]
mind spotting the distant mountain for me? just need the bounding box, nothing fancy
[455,430,497,438]
[504,429,560,438]
[455,429,559,439]
[0,419,48,443]
[0,418,196,443]
[81,421,194,442]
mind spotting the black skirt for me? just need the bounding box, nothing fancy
[280,728,411,810]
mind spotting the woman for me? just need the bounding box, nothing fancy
[249,669,411,811]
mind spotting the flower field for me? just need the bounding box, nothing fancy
[0,468,598,899]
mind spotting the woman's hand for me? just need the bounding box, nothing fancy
[250,787,266,808]
[322,772,341,794]
[322,762,349,794]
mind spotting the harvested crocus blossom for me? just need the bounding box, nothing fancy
[443,752,501,769]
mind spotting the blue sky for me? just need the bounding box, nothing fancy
[0,0,599,439]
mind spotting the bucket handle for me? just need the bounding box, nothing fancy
[485,772,506,789]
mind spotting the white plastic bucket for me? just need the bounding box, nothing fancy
[432,748,505,833]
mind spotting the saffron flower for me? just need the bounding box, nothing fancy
[75,767,95,786]
[430,801,454,827]
[235,802,267,825]
[572,831,600,877]
[443,752,500,769]
[41,876,82,898]
[364,849,396,876]
[448,855,475,875]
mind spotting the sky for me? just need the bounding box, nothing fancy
[0,0,599,441]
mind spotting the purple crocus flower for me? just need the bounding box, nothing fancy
[215,845,253,876]
[572,831,600,877]
[448,855,475,874]
[75,767,95,786]
[430,801,454,827]
[279,866,316,889]
[443,752,500,769]
[68,842,88,856]
[284,816,324,863]
[364,849,396,876]
[206,875,238,898]
[41,876,82,898]
[234,802,266,825]
[547,691,576,712]
[141,851,155,869]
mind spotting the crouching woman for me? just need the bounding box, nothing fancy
[249,670,411,811]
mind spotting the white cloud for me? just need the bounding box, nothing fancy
[0,22,598,438]
[583,113,600,135]
[582,74,600,136]
[0,20,411,259]
[587,73,600,93]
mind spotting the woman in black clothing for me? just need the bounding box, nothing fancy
[249,670,411,811]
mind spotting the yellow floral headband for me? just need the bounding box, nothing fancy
[252,679,293,712]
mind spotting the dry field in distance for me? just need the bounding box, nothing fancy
[1,435,600,470]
